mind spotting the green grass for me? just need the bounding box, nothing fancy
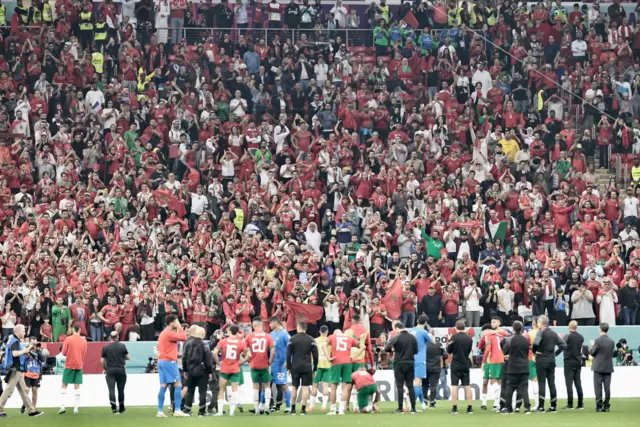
[3,400,640,426]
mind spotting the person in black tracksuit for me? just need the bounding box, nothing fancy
[532,315,567,412]
[502,321,531,414]
[385,322,418,413]
[286,322,318,415]
[182,326,213,416]
[206,329,223,414]
[563,321,584,409]
[101,332,130,414]
[499,334,523,411]
[446,320,474,414]
[425,338,447,407]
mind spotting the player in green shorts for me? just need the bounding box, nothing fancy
[351,366,380,413]
[59,325,87,415]
[528,360,537,380]
[487,363,503,379]
[310,326,332,411]
[213,326,250,417]
[327,330,361,415]
[330,363,353,384]
[246,318,275,414]
[480,318,508,411]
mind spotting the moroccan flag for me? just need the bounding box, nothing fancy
[153,189,187,217]
[381,278,403,320]
[285,301,324,324]
[403,11,419,29]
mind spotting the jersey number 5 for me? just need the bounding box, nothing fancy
[336,336,348,352]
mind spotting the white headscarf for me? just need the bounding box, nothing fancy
[304,223,322,256]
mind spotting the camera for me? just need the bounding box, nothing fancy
[145,357,158,373]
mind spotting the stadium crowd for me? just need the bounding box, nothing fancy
[0,0,640,346]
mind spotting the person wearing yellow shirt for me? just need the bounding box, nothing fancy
[498,130,520,162]
[632,160,640,183]
[309,325,332,412]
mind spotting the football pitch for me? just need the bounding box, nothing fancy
[2,400,639,426]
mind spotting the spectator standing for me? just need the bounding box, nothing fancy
[268,0,282,29]
[571,283,596,326]
[619,279,639,325]
[463,282,482,327]
[155,0,171,43]
[170,0,187,44]
[284,0,300,32]
[330,0,348,28]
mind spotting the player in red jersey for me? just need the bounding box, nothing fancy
[351,366,380,413]
[246,318,275,414]
[212,325,249,417]
[327,330,361,415]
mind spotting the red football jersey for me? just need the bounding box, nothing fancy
[351,370,375,390]
[217,337,247,374]
[246,331,275,370]
[328,333,359,365]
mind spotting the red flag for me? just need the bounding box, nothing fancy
[284,301,324,324]
[381,278,403,320]
[153,189,187,217]
[403,11,419,29]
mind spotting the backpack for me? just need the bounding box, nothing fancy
[1,335,25,374]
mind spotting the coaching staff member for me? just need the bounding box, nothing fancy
[385,321,418,414]
[589,322,615,412]
[101,331,130,414]
[502,321,531,414]
[182,326,213,417]
[286,322,318,415]
[532,315,566,413]
[446,319,473,414]
[563,320,584,409]
[425,327,447,408]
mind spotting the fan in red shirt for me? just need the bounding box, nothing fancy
[98,296,122,337]
[245,318,275,414]
[213,325,249,417]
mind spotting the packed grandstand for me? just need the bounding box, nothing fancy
[0,0,637,352]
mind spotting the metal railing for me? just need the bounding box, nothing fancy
[156,27,379,47]
[157,26,446,47]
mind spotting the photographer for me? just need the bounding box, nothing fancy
[0,325,43,417]
[615,339,637,366]
[22,337,45,414]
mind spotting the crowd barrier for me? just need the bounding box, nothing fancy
[42,326,638,375]
[3,367,639,409]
